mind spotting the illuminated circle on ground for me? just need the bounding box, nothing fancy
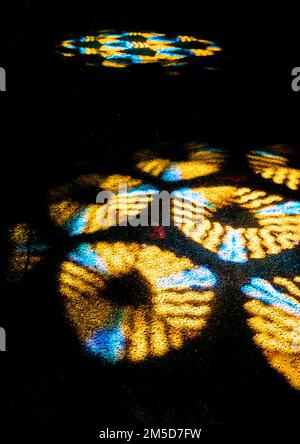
[247,150,300,191]
[174,186,300,262]
[59,241,217,363]
[58,31,223,69]
[136,144,227,181]
[241,275,300,390]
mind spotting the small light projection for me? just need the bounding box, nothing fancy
[241,276,300,390]
[7,223,49,281]
[136,145,226,181]
[247,150,300,191]
[58,31,222,69]
[175,186,300,262]
[59,242,217,363]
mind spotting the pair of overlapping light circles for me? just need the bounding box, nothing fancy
[58,31,222,69]
[50,174,218,363]
[173,186,300,262]
[59,241,217,363]
[136,143,227,182]
[247,149,300,191]
[48,145,228,235]
[241,276,300,390]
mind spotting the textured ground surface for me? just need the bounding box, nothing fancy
[3,1,300,439]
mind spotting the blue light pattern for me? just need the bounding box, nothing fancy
[66,208,88,236]
[106,54,141,64]
[161,165,182,182]
[68,243,108,273]
[157,266,217,289]
[257,201,300,216]
[85,322,125,363]
[241,278,300,316]
[172,188,215,209]
[218,229,248,263]
[254,150,286,159]
[156,47,194,57]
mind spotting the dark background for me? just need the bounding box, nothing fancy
[3,1,300,177]
[3,1,300,208]
[2,0,300,440]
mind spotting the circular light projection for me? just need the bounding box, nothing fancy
[59,241,217,363]
[174,186,300,262]
[247,150,300,191]
[136,145,227,182]
[241,275,300,390]
[58,31,223,69]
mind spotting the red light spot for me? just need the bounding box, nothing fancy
[187,333,200,340]
[148,226,167,239]
[223,175,248,183]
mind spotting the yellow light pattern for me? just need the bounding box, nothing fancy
[7,223,47,281]
[7,143,300,388]
[176,186,300,260]
[259,166,300,191]
[58,31,223,69]
[49,174,152,234]
[138,159,220,180]
[136,145,226,181]
[247,151,288,169]
[244,276,300,390]
[59,242,215,362]
[49,199,82,229]
[247,150,300,191]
